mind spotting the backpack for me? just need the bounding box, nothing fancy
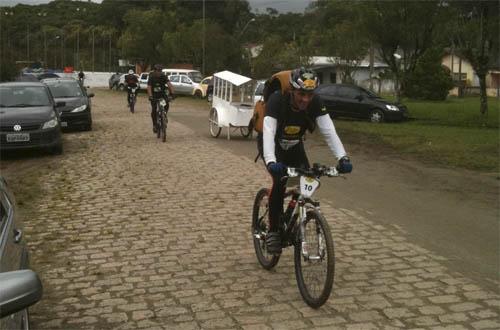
[251,71,292,162]
[250,70,292,133]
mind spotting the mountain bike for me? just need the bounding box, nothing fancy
[252,163,342,308]
[127,86,138,113]
[153,95,172,142]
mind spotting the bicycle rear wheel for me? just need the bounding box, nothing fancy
[130,95,135,113]
[156,105,161,139]
[252,188,280,270]
[161,111,167,142]
[294,209,334,308]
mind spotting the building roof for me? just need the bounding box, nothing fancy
[309,56,389,69]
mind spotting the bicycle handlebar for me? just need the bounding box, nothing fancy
[286,163,341,178]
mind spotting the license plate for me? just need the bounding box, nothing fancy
[61,122,68,127]
[6,133,30,142]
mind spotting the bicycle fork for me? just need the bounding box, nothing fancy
[298,202,324,262]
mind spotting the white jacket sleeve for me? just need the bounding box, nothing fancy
[263,116,278,165]
[316,114,347,160]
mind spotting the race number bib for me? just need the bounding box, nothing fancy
[300,176,319,198]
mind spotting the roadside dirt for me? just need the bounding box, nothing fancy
[306,130,499,292]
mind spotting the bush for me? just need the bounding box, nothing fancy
[404,48,454,100]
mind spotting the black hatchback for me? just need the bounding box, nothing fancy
[0,82,64,154]
[315,83,409,123]
[42,78,94,131]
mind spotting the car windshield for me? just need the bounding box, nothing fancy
[359,86,379,98]
[0,86,51,107]
[188,72,203,83]
[45,80,83,98]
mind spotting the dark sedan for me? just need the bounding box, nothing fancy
[315,83,409,123]
[0,82,64,154]
[42,78,94,131]
[0,176,43,330]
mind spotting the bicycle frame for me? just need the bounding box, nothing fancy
[283,166,339,259]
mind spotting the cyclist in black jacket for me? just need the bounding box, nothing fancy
[147,64,174,133]
[125,69,138,107]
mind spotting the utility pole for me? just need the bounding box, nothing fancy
[44,29,47,68]
[27,24,30,61]
[202,0,205,75]
[77,26,80,69]
[109,34,111,72]
[92,27,95,72]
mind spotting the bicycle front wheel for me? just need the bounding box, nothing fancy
[294,209,334,308]
[252,188,280,270]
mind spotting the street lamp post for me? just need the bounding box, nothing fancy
[238,18,255,39]
[238,18,255,74]
[38,12,47,67]
[91,26,95,72]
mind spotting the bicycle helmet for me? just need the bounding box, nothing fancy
[128,69,134,74]
[290,67,319,92]
[153,64,162,71]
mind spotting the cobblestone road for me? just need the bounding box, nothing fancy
[3,90,499,329]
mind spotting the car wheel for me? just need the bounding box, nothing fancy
[194,90,202,98]
[370,109,384,123]
[50,142,63,155]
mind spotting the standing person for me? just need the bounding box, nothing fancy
[125,69,139,109]
[263,67,353,255]
[147,64,175,133]
[78,70,85,84]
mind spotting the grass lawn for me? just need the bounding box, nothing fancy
[335,96,499,172]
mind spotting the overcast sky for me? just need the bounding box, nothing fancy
[2,0,313,13]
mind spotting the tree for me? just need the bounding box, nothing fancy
[160,20,240,74]
[358,0,445,102]
[118,9,175,71]
[404,48,454,100]
[252,35,309,78]
[447,1,499,116]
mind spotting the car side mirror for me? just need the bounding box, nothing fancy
[88,93,95,98]
[0,270,43,318]
[56,101,66,107]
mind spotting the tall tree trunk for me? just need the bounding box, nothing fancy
[478,72,488,116]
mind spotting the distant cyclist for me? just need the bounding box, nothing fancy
[125,69,139,108]
[147,64,174,133]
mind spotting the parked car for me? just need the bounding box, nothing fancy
[0,176,43,330]
[42,77,94,131]
[314,83,409,122]
[199,76,212,98]
[108,72,121,90]
[162,68,203,82]
[139,72,149,89]
[169,74,204,97]
[254,79,265,106]
[0,82,64,154]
